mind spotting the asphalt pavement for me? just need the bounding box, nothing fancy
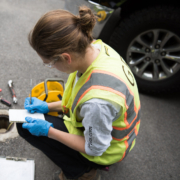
[0,1,180,180]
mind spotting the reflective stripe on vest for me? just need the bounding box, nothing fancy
[72,69,137,123]
[71,69,140,141]
[112,110,140,140]
[119,128,137,162]
[72,70,134,115]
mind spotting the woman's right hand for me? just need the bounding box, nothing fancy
[24,97,49,114]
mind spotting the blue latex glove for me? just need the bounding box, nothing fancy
[24,97,49,114]
[22,117,53,136]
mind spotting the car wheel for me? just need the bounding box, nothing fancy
[109,6,180,94]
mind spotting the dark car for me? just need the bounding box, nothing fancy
[65,0,180,94]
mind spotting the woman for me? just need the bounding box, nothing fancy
[17,6,141,180]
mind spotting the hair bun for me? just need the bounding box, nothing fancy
[77,6,96,37]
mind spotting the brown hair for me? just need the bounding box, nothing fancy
[28,6,96,60]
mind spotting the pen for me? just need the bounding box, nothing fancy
[30,79,32,104]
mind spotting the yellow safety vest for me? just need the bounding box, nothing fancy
[61,39,141,165]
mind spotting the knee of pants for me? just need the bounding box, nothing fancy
[16,123,30,139]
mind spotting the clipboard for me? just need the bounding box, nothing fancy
[0,156,35,180]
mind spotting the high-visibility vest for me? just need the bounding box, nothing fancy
[61,39,141,165]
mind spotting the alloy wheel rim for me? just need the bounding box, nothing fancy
[126,29,180,81]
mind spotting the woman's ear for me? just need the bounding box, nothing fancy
[61,53,72,64]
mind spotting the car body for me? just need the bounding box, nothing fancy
[65,0,180,94]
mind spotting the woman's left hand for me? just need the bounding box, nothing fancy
[22,117,54,136]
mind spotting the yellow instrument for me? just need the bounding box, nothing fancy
[97,10,107,22]
[30,78,64,116]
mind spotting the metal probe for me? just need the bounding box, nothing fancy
[30,79,32,104]
[8,80,18,104]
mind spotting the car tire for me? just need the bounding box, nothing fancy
[109,6,180,94]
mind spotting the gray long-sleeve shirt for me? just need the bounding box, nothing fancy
[80,99,121,156]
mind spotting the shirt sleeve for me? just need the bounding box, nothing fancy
[80,99,121,156]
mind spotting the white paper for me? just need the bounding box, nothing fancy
[0,158,35,180]
[9,109,45,122]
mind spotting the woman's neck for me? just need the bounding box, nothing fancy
[77,46,100,74]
